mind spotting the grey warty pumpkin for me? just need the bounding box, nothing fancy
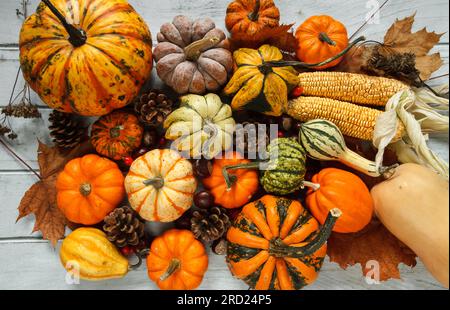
[153,15,233,95]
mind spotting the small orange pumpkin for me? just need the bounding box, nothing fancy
[56,154,125,225]
[225,0,280,37]
[306,168,373,233]
[295,15,349,70]
[203,152,259,209]
[91,110,143,160]
[147,229,209,290]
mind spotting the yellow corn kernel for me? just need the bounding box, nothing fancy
[287,96,405,141]
[298,72,409,106]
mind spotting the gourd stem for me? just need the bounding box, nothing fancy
[319,32,336,46]
[261,36,365,69]
[380,164,399,180]
[184,36,221,61]
[248,0,261,21]
[222,162,261,189]
[301,181,321,191]
[269,208,341,258]
[109,125,123,139]
[79,182,92,196]
[143,177,165,189]
[160,258,181,281]
[42,0,86,47]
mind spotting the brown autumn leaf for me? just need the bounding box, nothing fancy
[383,14,444,80]
[17,140,94,246]
[327,219,417,281]
[229,24,298,53]
[336,14,444,80]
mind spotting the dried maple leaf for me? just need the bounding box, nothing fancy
[17,140,94,246]
[327,220,417,281]
[229,24,298,53]
[383,14,444,80]
[337,14,444,80]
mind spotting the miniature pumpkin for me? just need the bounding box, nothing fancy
[60,228,129,281]
[19,0,153,116]
[222,138,307,195]
[164,93,235,159]
[91,110,144,160]
[56,154,125,225]
[125,149,197,222]
[203,152,259,209]
[227,195,341,290]
[225,0,280,37]
[153,15,233,95]
[306,168,373,233]
[371,164,449,288]
[295,15,349,70]
[223,45,299,117]
[147,229,209,290]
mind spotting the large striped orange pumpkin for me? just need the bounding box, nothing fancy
[19,0,153,116]
[124,149,197,222]
[226,195,340,290]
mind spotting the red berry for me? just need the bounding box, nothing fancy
[159,137,167,146]
[291,86,303,98]
[120,246,134,256]
[123,156,134,166]
[277,131,284,138]
[194,190,215,209]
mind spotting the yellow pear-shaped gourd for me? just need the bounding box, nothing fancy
[59,228,129,281]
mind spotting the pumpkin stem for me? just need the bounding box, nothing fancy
[318,32,336,46]
[261,36,365,69]
[143,177,165,189]
[222,162,261,190]
[269,208,341,258]
[184,36,221,61]
[159,258,181,281]
[42,0,87,47]
[248,0,261,21]
[79,182,92,196]
[301,181,321,191]
[109,125,124,139]
[380,164,399,180]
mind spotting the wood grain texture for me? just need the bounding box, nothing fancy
[0,242,444,290]
[0,0,448,290]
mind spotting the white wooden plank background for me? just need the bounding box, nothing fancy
[0,0,448,290]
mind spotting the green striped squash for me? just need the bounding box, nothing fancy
[226,195,329,290]
[260,138,307,195]
[299,119,381,177]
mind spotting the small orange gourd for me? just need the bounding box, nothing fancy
[56,154,125,225]
[305,168,373,233]
[91,110,144,161]
[295,15,349,70]
[225,0,280,37]
[203,152,259,209]
[146,229,209,290]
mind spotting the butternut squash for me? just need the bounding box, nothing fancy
[371,164,449,288]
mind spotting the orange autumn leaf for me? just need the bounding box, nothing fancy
[327,220,417,281]
[229,24,298,53]
[17,140,93,246]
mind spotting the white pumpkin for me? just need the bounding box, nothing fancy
[124,149,197,222]
[163,93,235,159]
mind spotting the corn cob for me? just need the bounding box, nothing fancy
[287,96,405,141]
[298,72,409,106]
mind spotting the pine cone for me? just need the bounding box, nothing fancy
[103,206,145,248]
[234,120,270,156]
[135,89,173,126]
[191,206,231,243]
[48,110,85,150]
